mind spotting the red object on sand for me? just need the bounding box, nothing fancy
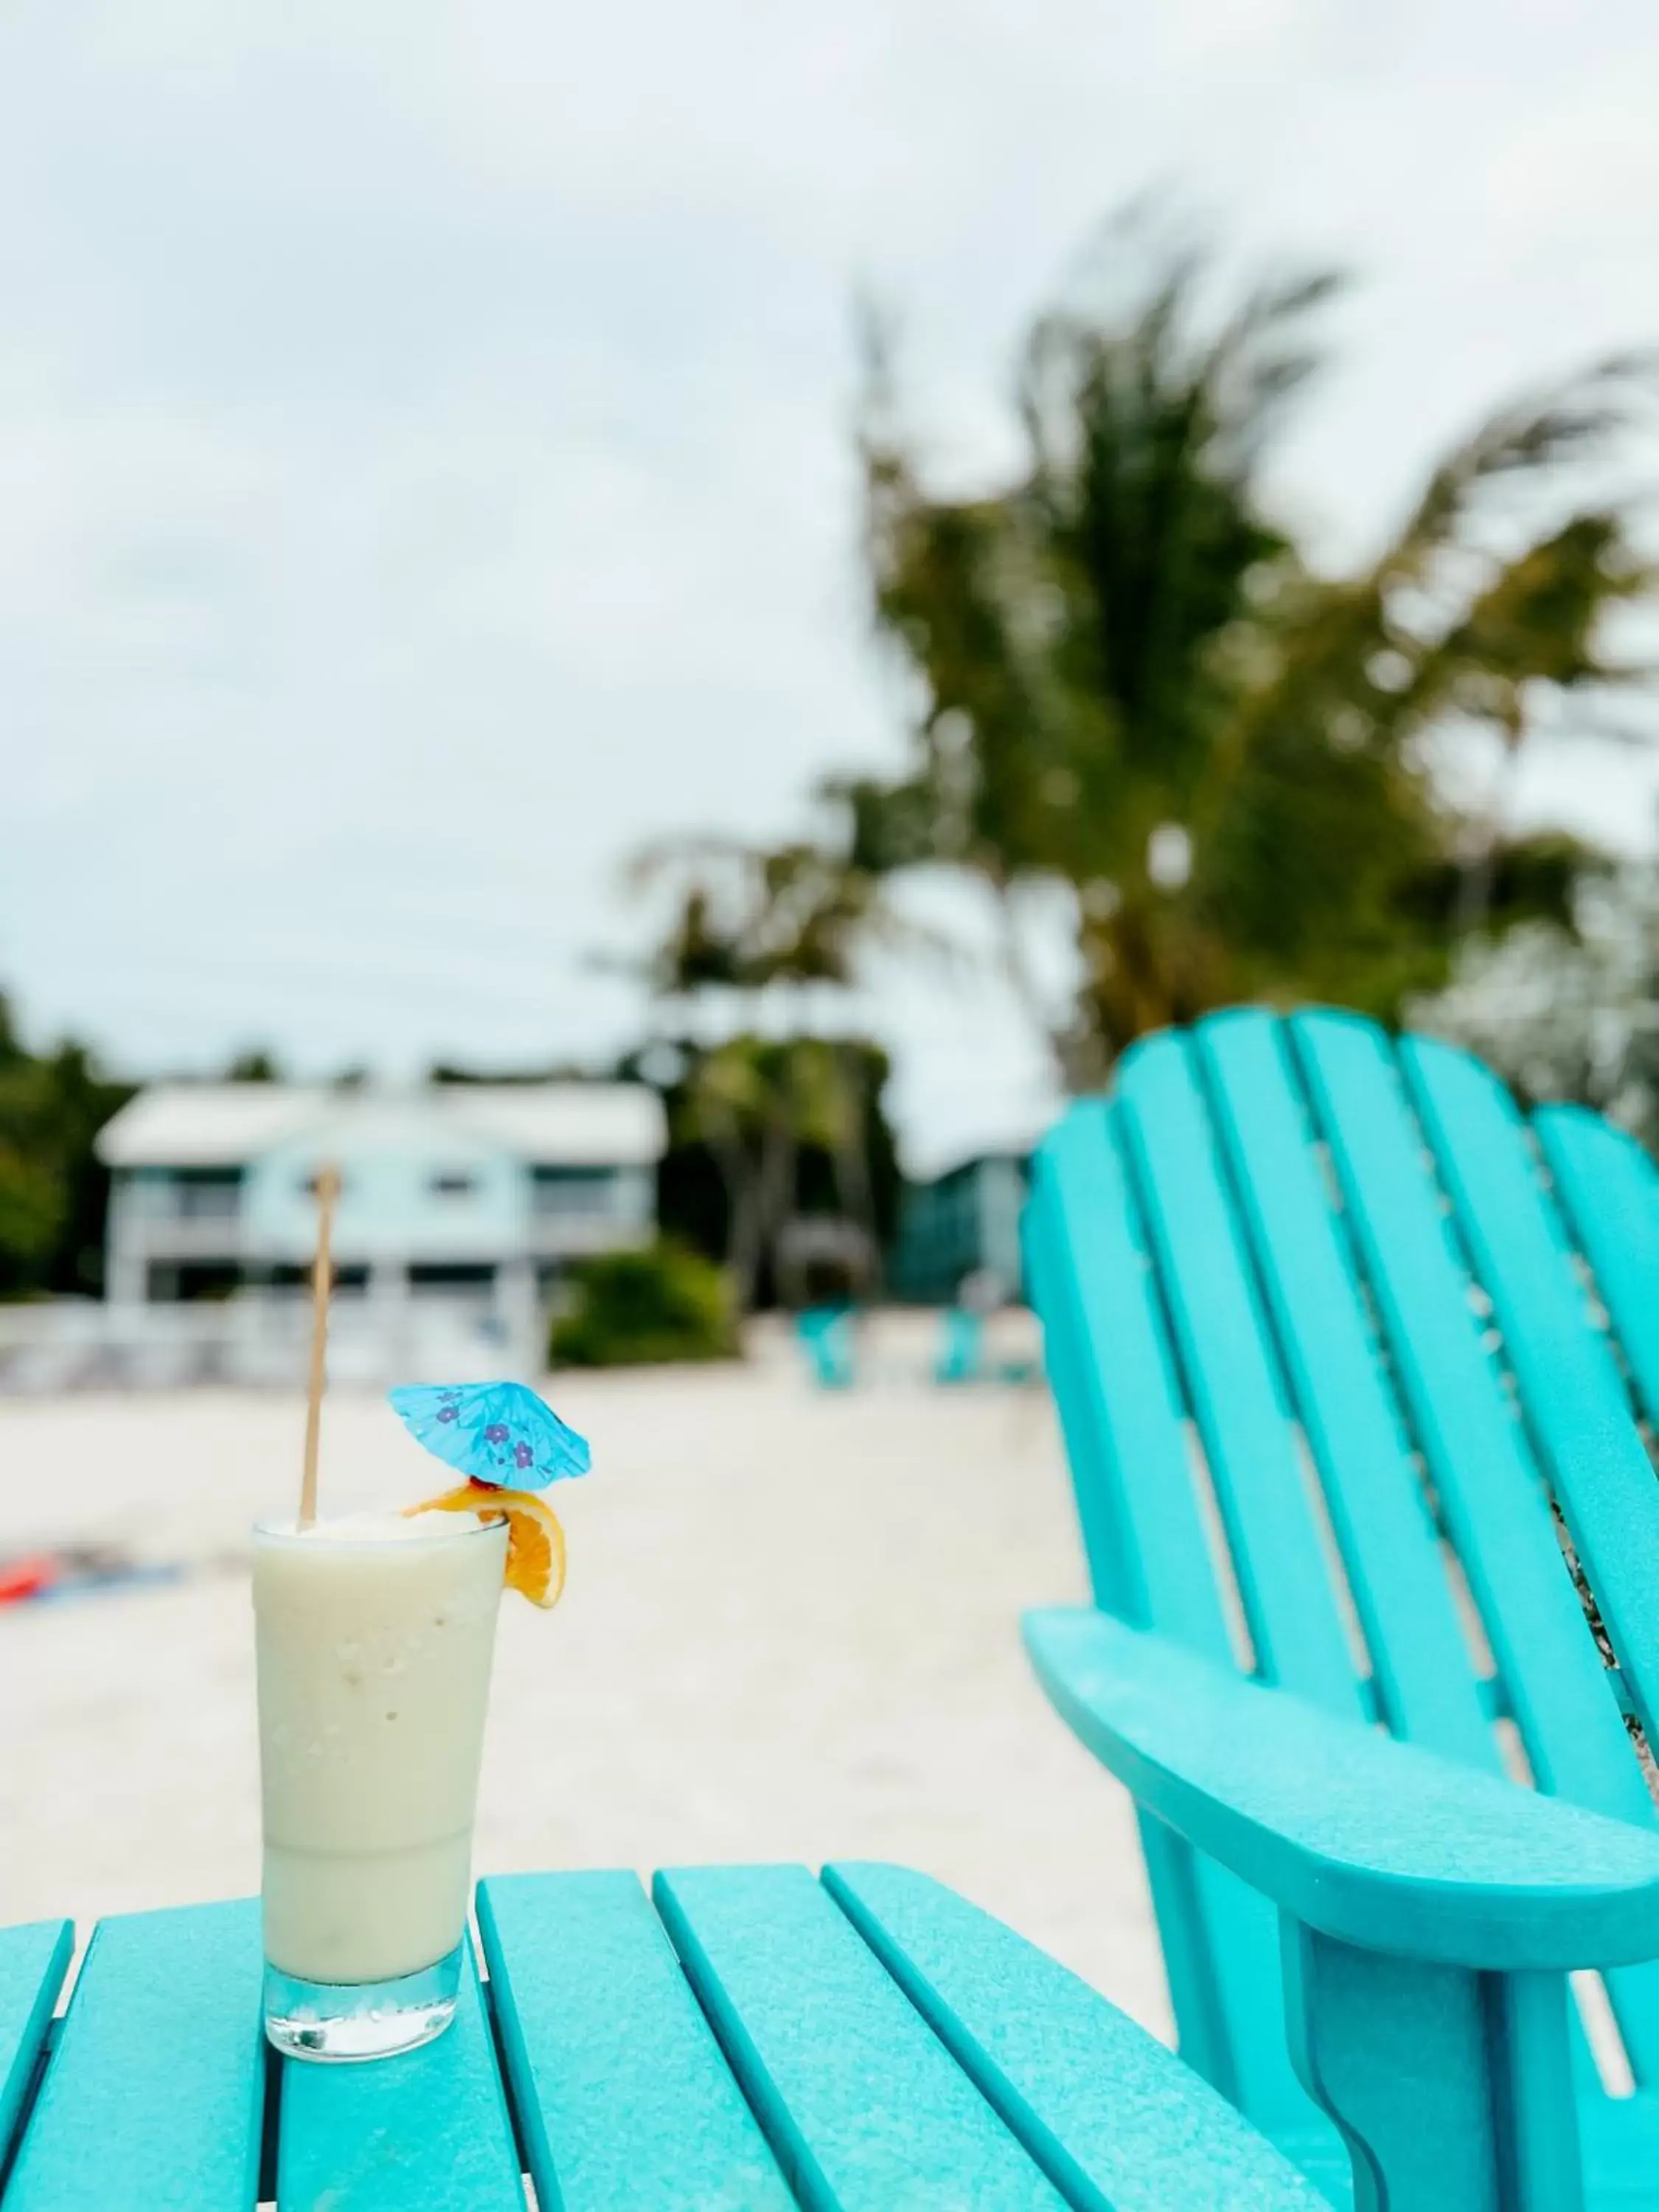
[0,1555,56,1604]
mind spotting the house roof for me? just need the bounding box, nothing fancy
[96,1082,666,1170]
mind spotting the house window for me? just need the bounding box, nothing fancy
[146,1260,243,1301]
[166,1168,243,1220]
[264,1262,370,1293]
[428,1170,479,1198]
[409,1262,496,1293]
[531,1165,617,1217]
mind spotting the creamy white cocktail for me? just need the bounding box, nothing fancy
[257,1165,585,2060]
[254,1509,508,2053]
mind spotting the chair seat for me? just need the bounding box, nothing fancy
[0,1865,1326,2209]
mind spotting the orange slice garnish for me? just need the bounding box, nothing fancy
[407,1480,567,1609]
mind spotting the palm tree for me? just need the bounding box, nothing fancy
[1416,865,1659,1145]
[628,842,894,1307]
[675,1036,773,1312]
[0,997,134,1297]
[854,207,1655,1079]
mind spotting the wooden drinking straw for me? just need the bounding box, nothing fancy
[298,1165,342,1530]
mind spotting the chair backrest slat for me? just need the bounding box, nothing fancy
[1534,1105,1659,1432]
[1024,1102,1232,1658]
[1114,1034,1365,1719]
[1291,1015,1659,2083]
[1290,1015,1646,1818]
[1401,1037,1659,1750]
[1194,1011,1495,1769]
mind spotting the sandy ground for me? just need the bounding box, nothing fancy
[0,1316,1169,2037]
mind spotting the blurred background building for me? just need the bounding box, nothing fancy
[891,1152,1030,1307]
[0,1081,662,1388]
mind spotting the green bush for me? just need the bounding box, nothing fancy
[548,1241,740,1368]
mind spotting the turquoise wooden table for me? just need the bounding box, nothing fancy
[0,1861,1332,2209]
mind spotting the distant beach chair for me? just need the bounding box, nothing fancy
[936,1306,1044,1387]
[933,1306,984,1385]
[796,1304,856,1389]
[1024,1006,1659,2206]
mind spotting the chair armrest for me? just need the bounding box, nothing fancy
[1024,1605,1659,1972]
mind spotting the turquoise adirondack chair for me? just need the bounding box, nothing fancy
[1023,1007,1659,2210]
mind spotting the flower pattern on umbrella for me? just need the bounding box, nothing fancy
[387,1381,591,1490]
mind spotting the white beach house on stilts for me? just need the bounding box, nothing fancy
[76,1080,665,1385]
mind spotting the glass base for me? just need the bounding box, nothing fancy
[263,1941,463,2062]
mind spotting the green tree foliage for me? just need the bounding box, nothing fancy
[0,998,134,1298]
[548,1241,738,1367]
[628,838,905,1307]
[630,834,911,998]
[223,1047,282,1082]
[848,210,1654,1078]
[626,1034,900,1312]
[1415,866,1659,1147]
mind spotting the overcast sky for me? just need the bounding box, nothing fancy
[3,1,1658,1168]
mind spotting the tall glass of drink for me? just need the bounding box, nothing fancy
[253,1509,507,2061]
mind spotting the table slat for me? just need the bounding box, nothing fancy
[478,1870,793,2211]
[654,1863,1066,2211]
[0,1923,73,2184]
[824,1863,1332,2211]
[4,1900,263,2212]
[277,1938,522,2211]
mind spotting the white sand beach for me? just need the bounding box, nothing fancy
[0,1319,1167,2035]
